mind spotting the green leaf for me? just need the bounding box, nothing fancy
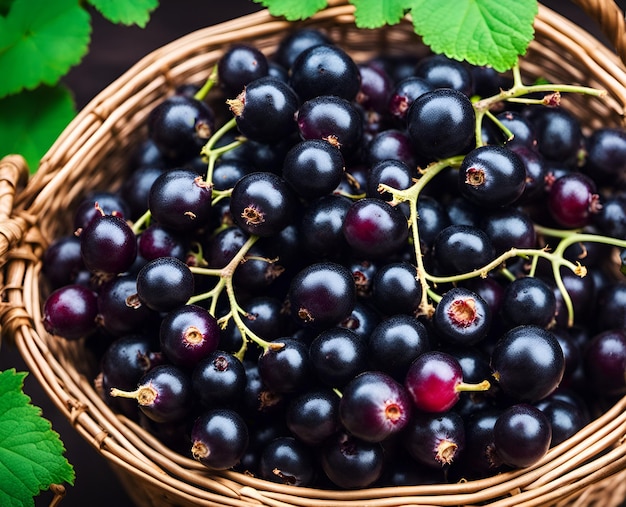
[252,0,328,21]
[0,0,14,16]
[0,370,74,507]
[410,0,538,72]
[87,0,159,28]
[0,85,77,172]
[0,0,91,97]
[350,0,414,28]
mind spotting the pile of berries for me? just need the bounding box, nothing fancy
[41,27,626,489]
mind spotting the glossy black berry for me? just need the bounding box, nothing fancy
[296,95,363,154]
[147,95,215,163]
[288,262,356,328]
[458,145,526,208]
[432,224,496,276]
[367,314,431,380]
[370,262,422,316]
[136,256,194,313]
[148,169,213,232]
[342,198,409,259]
[191,408,249,470]
[137,223,188,262]
[320,432,384,489]
[286,388,340,446]
[339,370,412,442]
[96,274,153,337]
[491,325,565,402]
[110,364,192,423]
[404,410,466,468]
[309,327,368,387]
[532,107,583,164]
[217,43,269,97]
[289,44,360,101]
[80,213,137,276]
[229,171,297,237]
[282,139,345,199]
[388,76,432,121]
[259,436,316,486]
[583,329,626,396]
[258,338,311,394]
[406,88,475,160]
[42,235,85,290]
[299,195,351,260]
[493,403,551,468]
[227,76,299,144]
[42,284,98,340]
[274,28,332,69]
[159,304,220,369]
[500,277,557,329]
[480,207,537,256]
[433,287,492,346]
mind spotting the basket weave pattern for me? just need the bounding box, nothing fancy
[2,1,626,506]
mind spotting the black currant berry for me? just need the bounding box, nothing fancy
[227,76,299,144]
[96,274,153,337]
[147,95,215,163]
[80,212,137,276]
[296,95,363,154]
[287,262,356,328]
[339,370,412,443]
[282,139,345,200]
[370,261,422,316]
[136,256,194,313]
[583,329,626,396]
[309,327,368,387]
[258,338,311,394]
[148,169,213,232]
[406,88,475,160]
[433,287,492,346]
[191,408,249,470]
[229,171,297,237]
[367,314,430,380]
[491,325,565,402]
[217,43,269,97]
[414,54,473,96]
[110,364,192,423]
[159,304,220,369]
[493,403,551,468]
[432,224,496,276]
[404,410,466,468]
[274,28,332,69]
[42,284,98,340]
[286,388,340,446]
[458,145,526,208]
[259,436,316,486]
[289,44,361,101]
[342,198,409,259]
[499,276,557,329]
[320,432,384,489]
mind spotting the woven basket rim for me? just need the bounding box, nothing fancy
[3,1,626,506]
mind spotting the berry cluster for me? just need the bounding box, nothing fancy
[41,28,626,488]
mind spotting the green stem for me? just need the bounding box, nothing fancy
[194,65,218,101]
[379,156,463,317]
[474,81,606,114]
[132,209,152,234]
[485,109,514,144]
[423,247,583,285]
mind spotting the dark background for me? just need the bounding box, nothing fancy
[0,1,624,506]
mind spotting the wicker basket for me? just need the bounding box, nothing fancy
[2,0,626,505]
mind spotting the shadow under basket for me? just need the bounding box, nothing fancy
[2,0,626,506]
